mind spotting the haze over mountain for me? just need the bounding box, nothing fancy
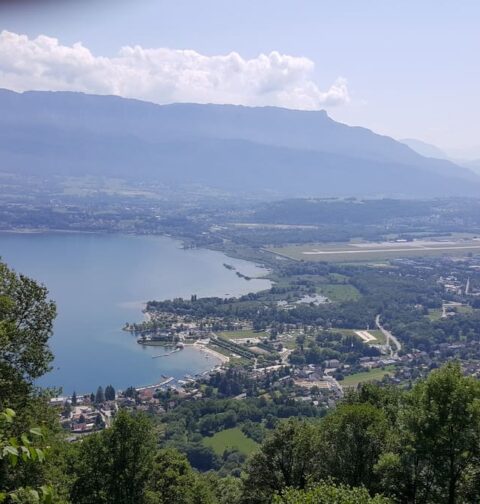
[1,88,478,198]
[400,138,450,160]
[465,160,480,176]
[400,138,480,177]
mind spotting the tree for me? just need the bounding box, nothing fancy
[148,448,192,503]
[0,408,53,503]
[242,419,318,503]
[0,261,56,407]
[103,411,155,504]
[70,411,155,504]
[213,475,243,504]
[95,413,105,430]
[296,334,306,352]
[316,403,389,492]
[63,401,72,417]
[71,391,77,406]
[377,362,480,504]
[69,432,108,504]
[273,482,391,504]
[95,386,105,404]
[147,448,216,504]
[105,385,116,401]
[124,386,136,399]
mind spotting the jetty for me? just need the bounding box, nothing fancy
[136,376,174,392]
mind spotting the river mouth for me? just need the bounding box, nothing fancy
[0,232,270,394]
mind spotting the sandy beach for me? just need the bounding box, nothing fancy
[186,342,230,364]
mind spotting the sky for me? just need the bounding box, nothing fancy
[0,0,478,154]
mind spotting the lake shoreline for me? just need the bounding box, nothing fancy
[0,228,274,281]
[1,232,269,392]
[185,342,230,364]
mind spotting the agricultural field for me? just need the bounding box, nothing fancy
[267,237,480,263]
[340,365,396,387]
[203,428,258,456]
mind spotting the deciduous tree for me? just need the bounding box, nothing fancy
[0,262,56,407]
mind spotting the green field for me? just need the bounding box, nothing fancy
[341,365,396,387]
[203,428,258,455]
[218,330,267,340]
[317,283,361,302]
[282,337,298,349]
[267,241,480,263]
[427,308,443,321]
[457,305,474,315]
[369,330,387,345]
[427,305,474,321]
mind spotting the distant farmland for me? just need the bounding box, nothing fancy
[267,238,480,263]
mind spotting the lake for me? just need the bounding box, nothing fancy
[0,233,270,394]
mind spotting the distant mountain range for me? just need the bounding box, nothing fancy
[1,88,478,197]
[400,138,480,177]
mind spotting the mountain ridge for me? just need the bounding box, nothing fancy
[0,88,478,197]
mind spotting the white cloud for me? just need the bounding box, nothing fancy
[0,30,349,109]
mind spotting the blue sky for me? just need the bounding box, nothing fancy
[1,0,478,153]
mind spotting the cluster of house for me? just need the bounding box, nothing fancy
[50,396,116,436]
[358,356,399,369]
[439,274,470,296]
[132,310,252,346]
[292,364,343,398]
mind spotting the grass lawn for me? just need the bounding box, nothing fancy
[457,305,474,315]
[282,338,298,349]
[427,308,443,321]
[365,329,387,345]
[317,283,361,302]
[219,330,267,340]
[203,428,258,456]
[341,365,396,387]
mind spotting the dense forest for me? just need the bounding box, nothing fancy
[3,259,480,503]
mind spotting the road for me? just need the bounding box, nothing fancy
[375,314,402,358]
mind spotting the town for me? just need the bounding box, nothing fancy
[54,252,480,449]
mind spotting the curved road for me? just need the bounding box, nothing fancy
[375,314,402,358]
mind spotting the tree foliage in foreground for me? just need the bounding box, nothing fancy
[242,362,480,504]
[0,261,56,407]
[0,408,53,503]
[273,482,391,504]
[70,410,155,504]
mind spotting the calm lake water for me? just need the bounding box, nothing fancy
[0,233,270,394]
